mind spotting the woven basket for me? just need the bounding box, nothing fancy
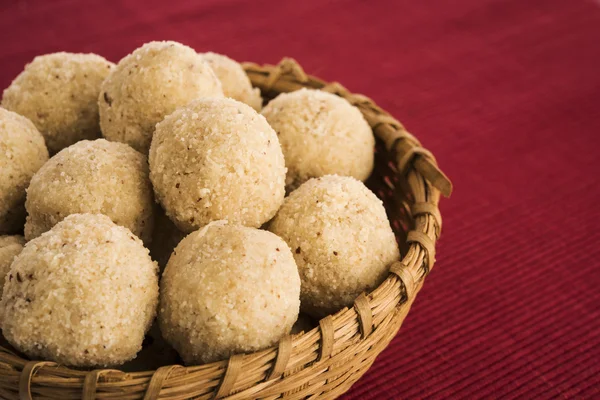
[0,58,451,400]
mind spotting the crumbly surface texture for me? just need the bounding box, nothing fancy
[24,139,154,244]
[201,52,262,111]
[149,98,286,232]
[99,41,224,153]
[0,235,25,293]
[2,52,114,154]
[159,221,300,364]
[149,208,186,271]
[268,175,399,317]
[0,108,49,234]
[1,214,159,367]
[261,88,375,190]
[121,321,180,371]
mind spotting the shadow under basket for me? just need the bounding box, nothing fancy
[0,58,452,400]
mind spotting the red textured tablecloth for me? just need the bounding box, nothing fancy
[1,0,599,398]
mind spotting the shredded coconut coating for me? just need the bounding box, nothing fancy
[0,235,25,296]
[201,52,262,111]
[149,98,286,233]
[24,139,154,244]
[261,88,375,190]
[99,41,224,153]
[268,175,399,317]
[2,52,114,154]
[159,221,300,364]
[0,108,49,234]
[149,208,186,271]
[0,235,25,328]
[1,214,159,367]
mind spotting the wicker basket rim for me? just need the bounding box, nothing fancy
[0,57,450,400]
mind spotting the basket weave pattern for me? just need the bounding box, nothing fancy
[0,59,450,400]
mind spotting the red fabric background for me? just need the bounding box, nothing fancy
[1,0,599,398]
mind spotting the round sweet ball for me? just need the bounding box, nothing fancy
[0,108,49,234]
[149,97,285,233]
[0,235,25,327]
[2,52,114,154]
[99,41,224,153]
[201,52,262,111]
[159,221,300,364]
[261,88,375,190]
[268,175,399,317]
[24,139,154,244]
[149,208,186,271]
[1,214,159,367]
[0,235,25,290]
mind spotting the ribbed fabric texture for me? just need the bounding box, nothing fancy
[1,0,598,398]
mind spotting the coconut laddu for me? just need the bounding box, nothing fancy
[1,214,159,367]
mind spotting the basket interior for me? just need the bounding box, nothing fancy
[0,139,414,378]
[0,58,448,400]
